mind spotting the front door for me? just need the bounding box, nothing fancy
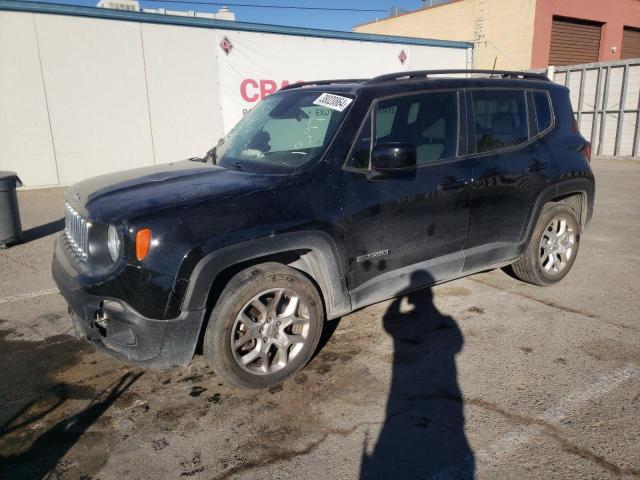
[340,89,471,309]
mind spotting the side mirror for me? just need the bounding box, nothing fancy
[370,142,417,178]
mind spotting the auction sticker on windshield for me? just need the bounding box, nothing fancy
[313,93,353,112]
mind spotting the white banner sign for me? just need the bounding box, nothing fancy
[214,30,469,134]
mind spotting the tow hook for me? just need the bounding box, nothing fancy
[94,309,108,336]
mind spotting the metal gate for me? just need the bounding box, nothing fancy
[549,59,640,158]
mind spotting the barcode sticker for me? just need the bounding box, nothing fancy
[313,93,353,112]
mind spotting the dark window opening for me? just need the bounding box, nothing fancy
[375,91,459,165]
[472,90,529,154]
[532,91,553,134]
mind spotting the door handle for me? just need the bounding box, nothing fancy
[437,179,468,192]
[525,161,549,172]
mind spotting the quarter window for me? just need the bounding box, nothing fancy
[472,90,529,153]
[532,91,553,133]
[347,117,372,169]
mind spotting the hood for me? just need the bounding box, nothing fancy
[65,160,276,224]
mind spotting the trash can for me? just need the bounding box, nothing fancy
[0,171,23,249]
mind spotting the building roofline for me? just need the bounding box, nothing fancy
[0,0,473,49]
[353,0,467,29]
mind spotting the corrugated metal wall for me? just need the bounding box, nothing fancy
[552,59,640,158]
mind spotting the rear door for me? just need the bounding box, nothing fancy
[340,89,472,308]
[464,88,555,271]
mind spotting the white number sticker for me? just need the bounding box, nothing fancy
[313,93,353,112]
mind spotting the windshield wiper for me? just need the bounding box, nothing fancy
[202,146,217,164]
[202,138,226,165]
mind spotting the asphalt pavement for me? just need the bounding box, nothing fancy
[0,157,638,479]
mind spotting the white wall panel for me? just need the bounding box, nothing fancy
[600,112,619,156]
[605,67,624,111]
[567,70,581,109]
[141,24,222,164]
[619,113,637,156]
[35,14,154,185]
[582,69,599,111]
[624,65,640,111]
[553,71,566,87]
[0,12,58,186]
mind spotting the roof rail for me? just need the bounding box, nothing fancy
[366,69,549,84]
[279,79,368,91]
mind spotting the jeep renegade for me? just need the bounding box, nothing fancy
[52,70,595,388]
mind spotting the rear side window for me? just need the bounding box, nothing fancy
[472,90,529,153]
[532,91,553,133]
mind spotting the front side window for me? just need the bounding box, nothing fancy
[376,91,458,165]
[216,91,352,173]
[472,90,529,153]
[346,91,459,169]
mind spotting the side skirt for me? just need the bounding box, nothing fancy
[348,244,520,312]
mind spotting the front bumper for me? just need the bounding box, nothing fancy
[52,237,206,368]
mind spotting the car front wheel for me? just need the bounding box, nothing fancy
[203,262,324,389]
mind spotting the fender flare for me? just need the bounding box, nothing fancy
[180,231,352,319]
[523,177,594,245]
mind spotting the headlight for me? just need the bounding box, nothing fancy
[107,225,121,262]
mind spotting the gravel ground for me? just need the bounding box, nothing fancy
[0,158,638,480]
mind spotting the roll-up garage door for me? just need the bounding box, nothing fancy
[621,27,640,59]
[549,16,602,66]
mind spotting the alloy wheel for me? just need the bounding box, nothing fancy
[230,288,311,375]
[539,215,576,274]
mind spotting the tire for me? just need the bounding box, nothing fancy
[510,203,580,286]
[203,262,324,389]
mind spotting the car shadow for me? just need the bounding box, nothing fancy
[360,271,474,479]
[21,218,64,243]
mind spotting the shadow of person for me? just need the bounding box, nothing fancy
[360,271,474,479]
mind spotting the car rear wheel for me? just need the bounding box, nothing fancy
[510,203,580,286]
[203,262,324,389]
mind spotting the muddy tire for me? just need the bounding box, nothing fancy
[203,262,324,389]
[510,203,580,286]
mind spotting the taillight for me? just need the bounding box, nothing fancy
[135,228,152,260]
[584,143,592,163]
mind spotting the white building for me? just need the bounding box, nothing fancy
[96,0,235,20]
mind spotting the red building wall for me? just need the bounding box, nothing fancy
[531,0,640,68]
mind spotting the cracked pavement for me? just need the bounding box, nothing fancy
[0,158,639,479]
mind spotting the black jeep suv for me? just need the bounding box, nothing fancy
[52,69,594,388]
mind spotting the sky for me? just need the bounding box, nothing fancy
[35,0,428,31]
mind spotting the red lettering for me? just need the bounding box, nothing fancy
[241,79,306,102]
[260,79,277,98]
[240,78,259,102]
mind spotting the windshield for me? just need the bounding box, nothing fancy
[215,91,354,173]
